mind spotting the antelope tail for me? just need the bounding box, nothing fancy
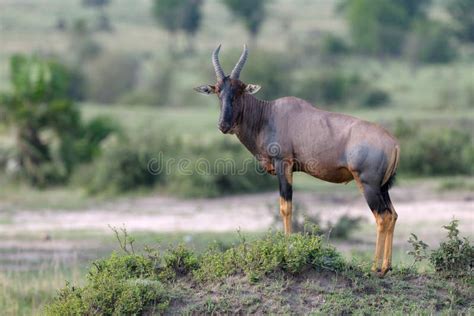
[382,145,400,187]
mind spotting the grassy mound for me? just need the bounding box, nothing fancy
[45,231,473,315]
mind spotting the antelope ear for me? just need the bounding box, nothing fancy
[194,85,216,95]
[245,84,261,94]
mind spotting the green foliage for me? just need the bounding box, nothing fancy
[342,0,432,56]
[320,34,350,58]
[329,215,363,239]
[240,52,390,108]
[407,233,429,267]
[406,21,457,64]
[293,71,361,105]
[430,220,473,278]
[152,0,203,36]
[343,0,406,55]
[82,130,276,197]
[447,0,474,43]
[46,232,344,314]
[85,135,166,194]
[393,0,432,19]
[0,55,114,186]
[167,139,276,198]
[360,88,390,107]
[293,70,389,107]
[9,55,66,100]
[239,50,292,100]
[44,228,474,314]
[399,127,473,176]
[222,0,267,38]
[195,232,345,281]
[60,116,119,174]
[158,244,199,280]
[45,254,169,315]
[407,220,473,278]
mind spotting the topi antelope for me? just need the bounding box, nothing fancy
[194,45,400,277]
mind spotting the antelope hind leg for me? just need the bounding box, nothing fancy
[380,208,398,276]
[353,177,388,273]
[372,211,388,272]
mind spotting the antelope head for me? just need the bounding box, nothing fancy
[194,44,261,134]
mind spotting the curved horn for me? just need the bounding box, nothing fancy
[230,44,248,79]
[212,44,225,80]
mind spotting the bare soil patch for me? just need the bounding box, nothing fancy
[1,185,472,235]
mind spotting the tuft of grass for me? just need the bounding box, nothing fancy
[406,219,474,279]
[194,231,345,282]
[430,220,473,278]
[157,244,199,281]
[45,253,169,315]
[0,265,85,316]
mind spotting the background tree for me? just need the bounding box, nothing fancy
[152,0,203,52]
[393,0,432,20]
[222,0,267,43]
[405,20,457,65]
[447,0,474,43]
[341,0,431,56]
[0,55,115,186]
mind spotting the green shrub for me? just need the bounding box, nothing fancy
[405,21,457,64]
[294,70,365,104]
[447,0,474,43]
[341,0,431,56]
[222,0,267,38]
[83,133,275,197]
[234,50,293,101]
[320,33,350,57]
[407,233,429,267]
[158,244,199,280]
[293,70,386,106]
[360,88,390,107]
[45,253,169,315]
[168,139,276,198]
[399,128,473,176]
[46,232,347,314]
[0,54,115,187]
[430,220,473,278]
[329,215,363,239]
[195,232,345,281]
[59,116,119,174]
[85,135,167,194]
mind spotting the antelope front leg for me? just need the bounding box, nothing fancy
[276,160,293,235]
[279,197,292,234]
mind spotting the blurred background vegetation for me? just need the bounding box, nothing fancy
[0,0,472,197]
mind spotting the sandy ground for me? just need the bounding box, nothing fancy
[1,185,473,235]
[0,184,472,271]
